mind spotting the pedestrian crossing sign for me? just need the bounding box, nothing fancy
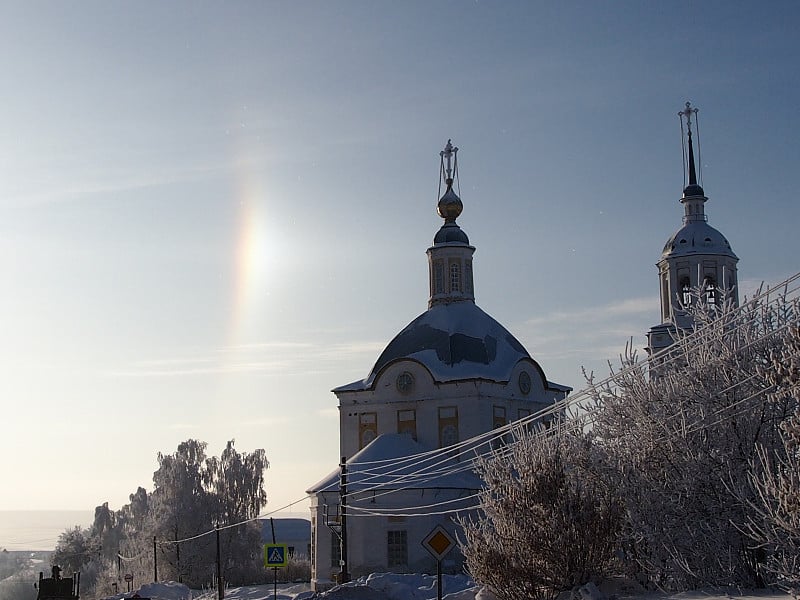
[264,543,288,567]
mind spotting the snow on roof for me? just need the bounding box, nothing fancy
[334,301,554,392]
[306,434,484,494]
[546,380,572,393]
[661,221,737,260]
[259,517,310,542]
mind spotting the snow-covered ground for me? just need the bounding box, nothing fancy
[99,575,794,600]
[99,574,477,600]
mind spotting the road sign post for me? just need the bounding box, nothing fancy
[264,543,288,599]
[421,526,456,600]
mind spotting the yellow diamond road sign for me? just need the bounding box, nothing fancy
[422,525,456,561]
[264,543,288,567]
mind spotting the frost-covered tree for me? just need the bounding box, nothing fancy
[60,439,269,594]
[459,426,623,600]
[206,440,268,524]
[51,526,103,589]
[205,440,269,585]
[137,439,268,588]
[587,289,798,589]
[745,321,800,594]
[148,439,216,586]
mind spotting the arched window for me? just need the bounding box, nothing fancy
[450,262,461,293]
[681,277,692,306]
[704,277,717,304]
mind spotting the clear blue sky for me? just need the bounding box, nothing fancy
[1,1,798,513]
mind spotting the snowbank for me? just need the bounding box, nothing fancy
[100,580,191,600]
[318,573,477,600]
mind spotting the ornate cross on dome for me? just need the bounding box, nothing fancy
[678,102,702,189]
[440,139,458,184]
[679,101,698,133]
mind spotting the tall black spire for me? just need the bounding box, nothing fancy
[687,128,698,186]
[679,102,704,197]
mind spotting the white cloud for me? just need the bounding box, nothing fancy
[110,338,385,378]
[240,416,293,428]
[524,295,657,327]
[316,408,339,419]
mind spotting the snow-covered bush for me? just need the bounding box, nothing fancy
[459,426,623,600]
[587,289,798,589]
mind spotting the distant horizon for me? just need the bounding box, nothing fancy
[0,509,93,551]
[0,508,311,552]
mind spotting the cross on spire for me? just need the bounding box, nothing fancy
[678,102,702,188]
[679,101,698,134]
[440,139,458,184]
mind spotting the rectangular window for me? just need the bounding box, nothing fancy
[330,530,341,568]
[449,260,461,293]
[438,406,459,448]
[387,530,408,567]
[465,260,474,295]
[493,405,506,429]
[434,260,444,295]
[397,409,417,440]
[310,517,316,573]
[359,412,377,449]
[492,405,507,448]
[517,408,532,433]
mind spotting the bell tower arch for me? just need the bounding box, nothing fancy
[647,103,739,356]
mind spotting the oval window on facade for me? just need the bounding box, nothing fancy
[518,371,531,395]
[396,371,415,394]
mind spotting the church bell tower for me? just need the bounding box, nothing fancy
[646,103,739,356]
[427,140,476,308]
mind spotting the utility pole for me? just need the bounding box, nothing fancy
[339,456,350,584]
[270,518,277,600]
[216,527,223,600]
[153,537,158,582]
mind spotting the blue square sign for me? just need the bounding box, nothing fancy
[264,543,288,567]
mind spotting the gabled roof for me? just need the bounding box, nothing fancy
[306,434,483,494]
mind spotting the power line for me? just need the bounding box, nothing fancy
[323,270,800,517]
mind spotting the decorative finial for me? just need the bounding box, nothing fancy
[440,139,458,186]
[678,101,698,134]
[678,102,702,189]
[437,139,463,223]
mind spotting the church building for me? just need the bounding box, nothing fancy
[647,103,739,355]
[306,141,570,589]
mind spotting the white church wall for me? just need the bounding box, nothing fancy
[310,488,473,587]
[337,357,562,461]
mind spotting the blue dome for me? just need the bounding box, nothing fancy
[662,221,737,259]
[682,183,706,198]
[353,301,541,388]
[433,222,470,244]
